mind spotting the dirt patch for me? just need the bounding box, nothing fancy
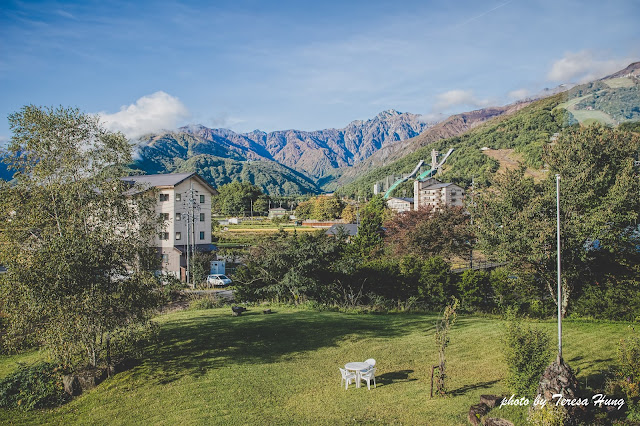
[483,149,547,181]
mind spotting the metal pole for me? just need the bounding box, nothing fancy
[185,195,190,286]
[556,174,562,360]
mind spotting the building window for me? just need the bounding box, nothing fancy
[162,254,169,263]
[175,232,182,241]
[159,232,169,240]
[200,212,205,222]
[199,231,205,240]
[159,213,169,221]
[200,194,205,204]
[175,212,181,221]
[176,193,181,202]
[159,194,169,202]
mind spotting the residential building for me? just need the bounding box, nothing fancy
[413,178,465,211]
[325,224,358,240]
[387,197,414,213]
[123,172,218,281]
[268,207,288,219]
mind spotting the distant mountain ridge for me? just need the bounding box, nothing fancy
[131,62,639,195]
[133,109,432,194]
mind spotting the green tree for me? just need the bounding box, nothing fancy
[253,195,270,214]
[384,206,473,261]
[0,105,162,369]
[234,230,347,303]
[350,195,387,258]
[313,196,345,221]
[211,181,264,216]
[294,199,314,220]
[471,125,640,316]
[341,203,357,223]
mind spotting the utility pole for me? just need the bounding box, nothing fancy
[556,174,562,361]
[183,181,199,288]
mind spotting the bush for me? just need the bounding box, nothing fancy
[503,309,554,396]
[458,269,491,311]
[607,328,640,420]
[527,404,568,426]
[0,362,69,410]
[109,321,159,366]
[189,294,225,310]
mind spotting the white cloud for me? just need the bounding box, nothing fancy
[418,112,445,123]
[99,91,190,139]
[0,135,8,147]
[433,89,490,111]
[547,50,632,83]
[508,88,529,100]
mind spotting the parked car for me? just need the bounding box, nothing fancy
[207,274,232,287]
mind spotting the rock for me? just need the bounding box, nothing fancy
[480,395,504,409]
[534,356,586,423]
[62,374,80,396]
[76,368,107,392]
[536,356,579,402]
[468,403,490,425]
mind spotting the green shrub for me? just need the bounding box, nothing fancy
[503,309,554,396]
[0,362,69,410]
[458,269,491,311]
[607,328,640,420]
[109,321,159,365]
[189,294,225,310]
[527,404,568,426]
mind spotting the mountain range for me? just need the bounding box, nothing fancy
[131,101,540,195]
[5,63,637,196]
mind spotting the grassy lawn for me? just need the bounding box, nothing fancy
[0,307,633,425]
[556,96,617,126]
[603,77,636,88]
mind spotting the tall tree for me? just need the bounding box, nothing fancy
[384,206,473,261]
[471,125,640,316]
[211,181,265,216]
[350,195,387,258]
[0,105,162,368]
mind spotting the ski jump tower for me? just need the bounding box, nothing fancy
[374,148,454,199]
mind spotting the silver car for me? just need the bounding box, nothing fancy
[207,274,232,287]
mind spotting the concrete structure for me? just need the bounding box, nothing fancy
[123,172,218,281]
[413,178,465,211]
[387,197,414,213]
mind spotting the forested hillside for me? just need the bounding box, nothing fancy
[337,94,576,198]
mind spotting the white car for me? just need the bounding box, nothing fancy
[207,274,232,287]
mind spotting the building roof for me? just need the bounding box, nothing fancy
[388,197,414,203]
[423,182,462,190]
[122,172,218,195]
[269,207,287,211]
[325,224,358,236]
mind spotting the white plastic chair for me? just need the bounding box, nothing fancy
[360,367,377,390]
[339,368,357,389]
[361,358,376,372]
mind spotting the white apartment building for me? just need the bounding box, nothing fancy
[413,178,465,211]
[123,172,218,281]
[386,197,414,213]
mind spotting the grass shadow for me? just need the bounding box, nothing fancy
[137,310,426,385]
[449,380,500,396]
[376,370,416,387]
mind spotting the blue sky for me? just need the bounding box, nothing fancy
[1,0,639,142]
